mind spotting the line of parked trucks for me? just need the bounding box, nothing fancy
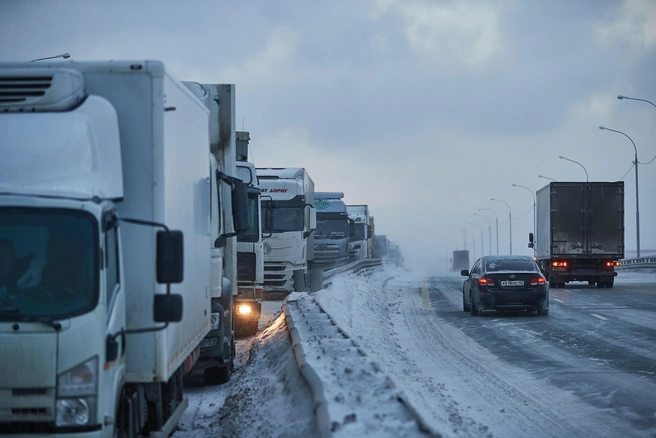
[0,59,402,437]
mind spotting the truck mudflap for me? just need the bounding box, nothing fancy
[182,346,201,377]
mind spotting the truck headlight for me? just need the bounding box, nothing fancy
[237,304,252,315]
[210,312,220,330]
[56,357,98,426]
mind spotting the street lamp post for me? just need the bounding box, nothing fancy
[474,213,492,256]
[30,53,71,62]
[617,95,656,109]
[491,198,512,255]
[478,208,499,255]
[512,184,536,253]
[559,156,588,182]
[461,228,476,260]
[538,175,557,182]
[467,222,484,257]
[599,126,641,258]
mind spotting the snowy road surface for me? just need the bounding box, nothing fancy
[174,267,656,437]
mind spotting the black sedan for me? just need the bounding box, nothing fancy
[461,255,549,316]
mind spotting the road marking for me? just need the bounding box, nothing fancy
[553,298,564,303]
[591,313,608,321]
[422,281,430,308]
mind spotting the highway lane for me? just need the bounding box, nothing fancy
[413,273,656,436]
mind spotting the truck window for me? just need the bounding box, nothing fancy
[105,225,120,309]
[0,208,98,319]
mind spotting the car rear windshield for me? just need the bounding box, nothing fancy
[485,259,536,272]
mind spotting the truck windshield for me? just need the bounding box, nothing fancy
[0,208,98,320]
[315,219,348,238]
[238,193,260,243]
[263,207,304,233]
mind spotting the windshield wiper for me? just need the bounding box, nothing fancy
[33,318,62,331]
[0,310,62,331]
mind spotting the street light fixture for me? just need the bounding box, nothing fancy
[617,95,656,109]
[491,198,512,254]
[538,175,557,182]
[30,53,71,62]
[478,208,499,255]
[558,156,588,182]
[474,213,492,256]
[467,222,484,257]
[461,228,476,260]
[512,184,536,253]
[599,125,641,258]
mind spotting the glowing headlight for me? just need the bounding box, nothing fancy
[237,304,252,315]
[210,312,220,330]
[56,357,98,426]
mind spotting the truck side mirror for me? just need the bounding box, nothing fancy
[156,230,184,284]
[232,180,250,234]
[309,206,316,230]
[528,232,535,249]
[153,293,183,322]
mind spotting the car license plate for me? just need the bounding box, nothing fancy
[501,280,524,287]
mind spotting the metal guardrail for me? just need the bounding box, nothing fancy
[321,258,383,287]
[617,257,656,270]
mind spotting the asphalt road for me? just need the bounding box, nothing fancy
[410,273,656,437]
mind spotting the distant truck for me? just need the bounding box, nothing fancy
[347,205,372,259]
[314,192,352,266]
[0,61,247,436]
[452,250,470,271]
[374,234,390,259]
[257,168,319,295]
[529,181,624,288]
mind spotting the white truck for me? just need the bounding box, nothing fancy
[0,61,247,436]
[313,192,352,267]
[234,131,264,336]
[256,168,320,295]
[346,204,372,260]
[182,83,251,382]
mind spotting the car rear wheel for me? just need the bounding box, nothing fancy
[470,293,478,317]
[462,292,470,312]
[537,306,549,316]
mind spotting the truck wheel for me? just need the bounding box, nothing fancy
[597,282,604,288]
[204,365,230,385]
[605,281,614,288]
[549,280,557,288]
[588,280,595,286]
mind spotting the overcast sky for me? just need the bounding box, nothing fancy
[2,0,655,273]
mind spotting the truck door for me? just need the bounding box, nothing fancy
[551,185,586,255]
[588,184,624,256]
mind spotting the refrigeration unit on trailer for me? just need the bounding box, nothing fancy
[529,181,624,288]
[0,61,249,436]
[346,204,372,260]
[257,168,319,295]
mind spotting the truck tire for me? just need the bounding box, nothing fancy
[293,269,307,292]
[309,267,324,292]
[597,281,604,288]
[204,364,230,385]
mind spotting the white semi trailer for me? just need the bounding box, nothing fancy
[0,61,246,436]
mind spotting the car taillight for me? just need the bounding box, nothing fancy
[479,277,495,286]
[530,277,546,286]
